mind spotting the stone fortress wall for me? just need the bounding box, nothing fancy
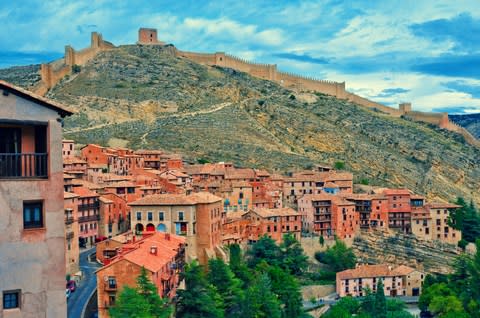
[31,28,479,147]
[33,32,114,95]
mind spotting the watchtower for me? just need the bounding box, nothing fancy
[138,28,161,45]
[399,102,412,114]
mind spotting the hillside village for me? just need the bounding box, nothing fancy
[1,26,480,318]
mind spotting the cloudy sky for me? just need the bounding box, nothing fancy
[1,0,479,114]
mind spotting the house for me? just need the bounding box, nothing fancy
[128,192,225,264]
[64,192,80,278]
[298,193,359,239]
[96,232,186,318]
[73,186,100,247]
[412,203,461,245]
[0,80,72,317]
[336,264,425,297]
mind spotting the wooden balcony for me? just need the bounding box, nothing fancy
[78,214,100,223]
[0,153,48,179]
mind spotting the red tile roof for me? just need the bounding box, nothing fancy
[337,264,418,280]
[129,192,222,206]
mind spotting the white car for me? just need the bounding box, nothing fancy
[66,289,71,300]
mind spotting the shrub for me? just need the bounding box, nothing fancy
[72,64,81,73]
[334,161,345,170]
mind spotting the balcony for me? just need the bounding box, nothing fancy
[0,153,48,179]
[78,214,100,222]
[66,231,74,240]
[65,216,74,225]
[78,202,100,211]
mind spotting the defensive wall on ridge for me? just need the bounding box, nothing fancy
[33,32,114,96]
[28,28,478,147]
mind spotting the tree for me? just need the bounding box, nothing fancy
[334,161,346,170]
[242,273,281,318]
[229,244,253,287]
[374,280,387,318]
[280,233,308,275]
[324,297,360,318]
[315,238,356,272]
[449,198,480,242]
[246,235,281,268]
[176,261,224,318]
[207,258,244,317]
[109,267,171,318]
[319,235,325,247]
[268,266,303,318]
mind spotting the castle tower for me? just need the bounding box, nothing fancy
[138,28,164,45]
[399,102,412,114]
[65,45,75,66]
[91,32,101,48]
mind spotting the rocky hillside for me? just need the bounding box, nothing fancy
[0,64,40,88]
[353,230,460,274]
[1,45,479,206]
[450,113,480,139]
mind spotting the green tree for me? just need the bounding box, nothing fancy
[280,233,308,275]
[207,258,244,317]
[109,267,171,318]
[246,235,281,268]
[324,297,360,318]
[374,280,387,318]
[315,238,356,272]
[229,244,253,287]
[268,266,303,318]
[334,161,346,170]
[176,261,224,318]
[449,197,480,242]
[242,273,281,318]
[319,235,325,247]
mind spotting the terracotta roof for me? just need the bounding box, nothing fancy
[63,157,87,164]
[64,192,79,199]
[232,181,252,188]
[337,264,420,280]
[73,186,100,198]
[98,232,185,273]
[383,189,411,196]
[427,203,461,209]
[225,168,256,180]
[253,207,298,218]
[104,181,139,188]
[0,80,74,117]
[129,192,221,206]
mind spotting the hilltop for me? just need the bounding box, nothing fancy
[451,113,480,139]
[1,44,479,205]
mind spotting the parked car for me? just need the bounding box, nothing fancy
[66,280,76,292]
[66,289,71,300]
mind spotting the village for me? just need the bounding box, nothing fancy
[59,140,462,317]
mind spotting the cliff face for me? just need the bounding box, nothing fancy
[1,45,479,207]
[352,230,460,274]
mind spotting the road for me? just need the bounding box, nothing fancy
[68,247,100,318]
[303,294,420,310]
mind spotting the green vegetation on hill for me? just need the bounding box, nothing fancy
[0,64,40,88]
[1,44,479,205]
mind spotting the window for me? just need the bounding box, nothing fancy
[23,201,43,229]
[136,212,142,221]
[159,212,164,221]
[3,290,20,309]
[147,212,153,221]
[108,277,117,289]
[178,212,184,221]
[127,187,135,194]
[109,295,116,306]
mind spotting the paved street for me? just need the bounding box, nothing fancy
[68,247,100,318]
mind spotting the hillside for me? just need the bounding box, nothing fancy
[1,44,479,205]
[450,113,480,139]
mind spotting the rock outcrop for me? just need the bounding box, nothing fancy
[353,230,461,275]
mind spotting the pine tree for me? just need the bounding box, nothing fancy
[242,273,281,318]
[176,261,224,318]
[207,258,244,318]
[229,244,253,287]
[280,233,308,275]
[268,266,303,318]
[373,280,387,318]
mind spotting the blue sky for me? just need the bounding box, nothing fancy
[0,0,479,114]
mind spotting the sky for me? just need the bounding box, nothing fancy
[0,0,479,114]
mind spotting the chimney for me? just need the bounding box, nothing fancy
[165,233,170,241]
[150,246,157,255]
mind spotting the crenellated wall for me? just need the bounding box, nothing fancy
[33,32,114,96]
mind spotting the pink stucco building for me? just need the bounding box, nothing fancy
[0,80,72,317]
